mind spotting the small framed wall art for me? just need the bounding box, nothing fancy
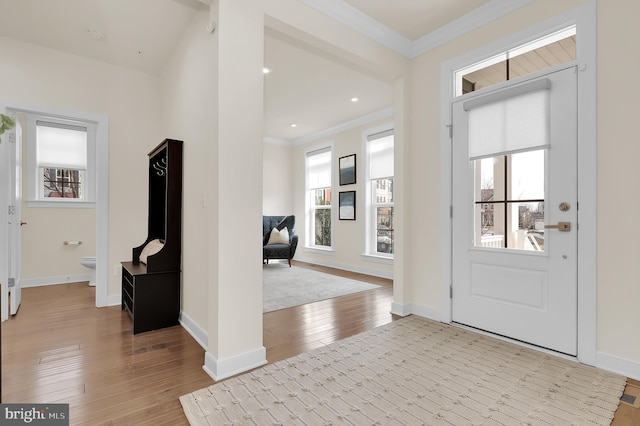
[339,190,356,220]
[339,154,356,186]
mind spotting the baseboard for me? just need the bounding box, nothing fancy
[597,351,640,381]
[107,293,121,307]
[294,256,393,279]
[20,274,91,288]
[203,347,268,381]
[391,302,441,322]
[179,311,208,350]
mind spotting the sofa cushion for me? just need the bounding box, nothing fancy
[267,226,289,245]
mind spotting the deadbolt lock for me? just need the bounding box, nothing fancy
[559,202,571,212]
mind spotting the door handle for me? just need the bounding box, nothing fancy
[545,221,571,232]
[20,221,27,226]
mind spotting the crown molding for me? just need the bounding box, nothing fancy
[292,106,393,146]
[298,0,535,59]
[411,0,535,58]
[297,0,412,57]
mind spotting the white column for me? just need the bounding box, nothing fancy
[204,0,266,381]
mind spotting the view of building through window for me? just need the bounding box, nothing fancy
[306,147,332,248]
[368,130,394,256]
[475,150,545,251]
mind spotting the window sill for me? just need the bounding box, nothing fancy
[303,247,335,255]
[361,254,393,265]
[27,200,96,209]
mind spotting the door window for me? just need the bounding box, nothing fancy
[475,150,545,251]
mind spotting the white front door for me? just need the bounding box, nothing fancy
[452,66,578,355]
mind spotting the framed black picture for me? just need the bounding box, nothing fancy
[339,191,356,220]
[339,154,356,186]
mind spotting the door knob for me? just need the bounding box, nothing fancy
[545,222,571,231]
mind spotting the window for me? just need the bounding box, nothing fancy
[366,129,394,257]
[455,26,576,96]
[306,147,332,248]
[27,115,96,207]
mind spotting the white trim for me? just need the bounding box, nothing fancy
[298,0,534,59]
[293,107,393,146]
[294,255,392,280]
[439,2,597,363]
[297,0,412,57]
[390,303,441,321]
[203,347,267,381]
[26,200,95,208]
[412,0,535,58]
[597,352,640,382]
[21,274,91,288]
[107,293,120,306]
[0,99,108,312]
[302,247,335,256]
[360,254,393,266]
[179,311,208,350]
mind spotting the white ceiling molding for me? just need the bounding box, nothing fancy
[411,0,535,58]
[297,0,413,57]
[292,106,393,146]
[298,0,535,59]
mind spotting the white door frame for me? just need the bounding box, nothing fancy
[0,99,109,312]
[439,2,597,365]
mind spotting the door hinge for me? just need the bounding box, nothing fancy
[8,205,15,215]
[450,205,453,218]
[8,278,15,288]
[446,124,453,139]
[450,285,453,298]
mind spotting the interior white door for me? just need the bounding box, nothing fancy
[452,66,578,355]
[9,116,22,315]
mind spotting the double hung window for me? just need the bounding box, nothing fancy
[306,147,332,248]
[366,129,394,256]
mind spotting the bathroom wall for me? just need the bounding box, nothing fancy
[17,114,96,283]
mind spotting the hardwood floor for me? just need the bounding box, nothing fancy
[1,262,637,425]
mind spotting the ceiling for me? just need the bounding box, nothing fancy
[0,0,527,141]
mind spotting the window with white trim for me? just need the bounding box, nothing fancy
[306,147,332,248]
[27,115,96,207]
[366,129,394,256]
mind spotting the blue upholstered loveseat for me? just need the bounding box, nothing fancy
[263,215,298,267]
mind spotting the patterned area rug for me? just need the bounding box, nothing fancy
[263,264,380,313]
[180,316,625,425]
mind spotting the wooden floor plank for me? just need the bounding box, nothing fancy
[1,261,635,425]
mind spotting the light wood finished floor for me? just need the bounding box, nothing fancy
[1,261,637,425]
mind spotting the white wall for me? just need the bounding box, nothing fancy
[263,141,293,215]
[292,118,394,278]
[160,9,218,340]
[0,36,160,297]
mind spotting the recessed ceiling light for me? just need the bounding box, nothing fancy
[263,67,271,74]
[351,97,359,102]
[85,26,106,41]
[290,123,297,128]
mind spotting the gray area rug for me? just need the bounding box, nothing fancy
[262,264,380,313]
[180,316,626,425]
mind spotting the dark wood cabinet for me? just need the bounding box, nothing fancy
[122,139,183,334]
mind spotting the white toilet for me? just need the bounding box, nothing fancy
[81,256,96,287]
